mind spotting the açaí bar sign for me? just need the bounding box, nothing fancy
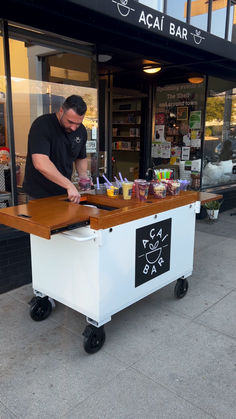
[70,0,236,61]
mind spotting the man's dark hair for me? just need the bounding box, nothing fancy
[62,95,87,116]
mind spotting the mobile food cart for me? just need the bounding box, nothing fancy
[0,191,221,353]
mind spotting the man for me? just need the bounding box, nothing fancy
[23,95,88,203]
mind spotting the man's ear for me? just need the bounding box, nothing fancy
[58,107,63,116]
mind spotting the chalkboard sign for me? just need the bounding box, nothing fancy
[135,218,171,287]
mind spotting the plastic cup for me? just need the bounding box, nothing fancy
[166,180,180,196]
[134,179,146,199]
[178,179,190,191]
[149,180,158,195]
[79,177,91,191]
[112,182,122,194]
[138,182,150,202]
[153,183,167,199]
[94,184,106,195]
[106,185,119,198]
[122,182,133,200]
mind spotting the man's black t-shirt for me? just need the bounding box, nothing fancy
[23,113,87,198]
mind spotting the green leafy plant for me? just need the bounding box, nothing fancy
[203,200,223,210]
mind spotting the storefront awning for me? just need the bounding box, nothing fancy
[2,0,236,81]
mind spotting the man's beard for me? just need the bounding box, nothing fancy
[63,126,73,134]
[60,120,72,134]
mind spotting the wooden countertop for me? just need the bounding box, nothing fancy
[0,191,222,239]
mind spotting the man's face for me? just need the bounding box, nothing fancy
[59,108,85,133]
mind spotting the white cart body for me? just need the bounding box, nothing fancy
[31,202,197,326]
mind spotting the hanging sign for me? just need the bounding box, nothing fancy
[92,126,97,140]
[86,140,97,153]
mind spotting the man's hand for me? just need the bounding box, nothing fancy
[32,154,81,203]
[67,183,81,203]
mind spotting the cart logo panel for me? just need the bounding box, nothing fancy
[135,218,171,287]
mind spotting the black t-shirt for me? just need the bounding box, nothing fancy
[23,113,87,198]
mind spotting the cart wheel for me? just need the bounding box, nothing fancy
[174,278,189,299]
[30,296,52,321]
[83,325,106,354]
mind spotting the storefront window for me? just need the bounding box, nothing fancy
[152,81,206,188]
[0,31,7,148]
[0,27,10,205]
[189,0,208,31]
[166,0,186,22]
[137,0,164,12]
[202,76,236,188]
[211,1,227,38]
[229,2,236,42]
[7,27,98,203]
[189,0,230,37]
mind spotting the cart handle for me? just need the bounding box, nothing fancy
[61,231,98,242]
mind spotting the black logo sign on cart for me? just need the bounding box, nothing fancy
[135,218,171,287]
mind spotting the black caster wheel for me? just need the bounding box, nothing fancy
[174,278,189,299]
[29,296,52,321]
[83,325,106,354]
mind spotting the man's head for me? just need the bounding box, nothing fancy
[58,95,87,133]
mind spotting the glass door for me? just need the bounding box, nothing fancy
[0,25,10,205]
[3,24,98,203]
[112,95,142,181]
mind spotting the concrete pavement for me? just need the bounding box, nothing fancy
[0,209,236,419]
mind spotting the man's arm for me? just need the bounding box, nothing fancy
[32,154,81,203]
[75,157,88,178]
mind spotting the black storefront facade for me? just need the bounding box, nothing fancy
[1,0,236,292]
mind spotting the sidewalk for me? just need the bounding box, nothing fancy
[0,209,236,419]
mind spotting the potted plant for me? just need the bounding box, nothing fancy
[203,200,223,220]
